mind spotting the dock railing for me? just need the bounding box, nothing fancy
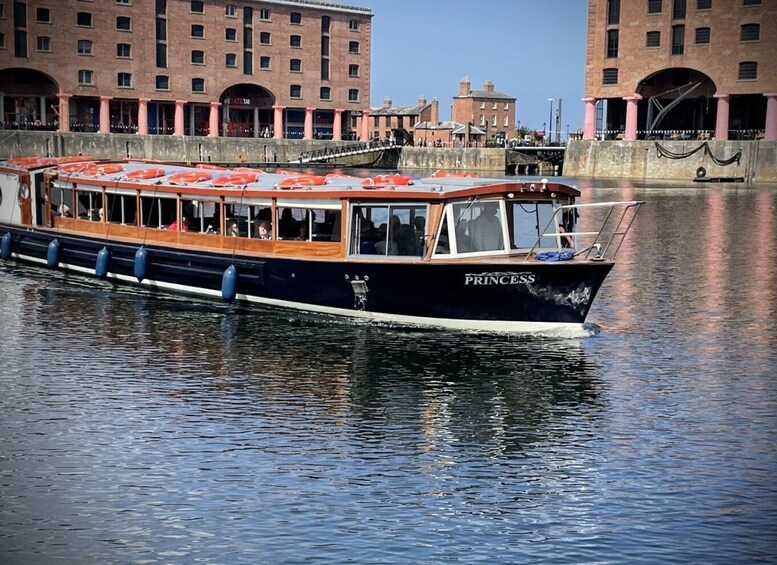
[526,201,645,262]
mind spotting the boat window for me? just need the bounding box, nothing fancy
[434,213,450,255]
[277,206,341,241]
[50,184,74,218]
[140,195,176,229]
[105,192,138,225]
[349,204,427,257]
[223,203,272,238]
[76,189,103,221]
[450,200,505,253]
[180,198,221,234]
[507,201,567,250]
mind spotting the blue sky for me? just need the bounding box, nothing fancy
[350,0,588,136]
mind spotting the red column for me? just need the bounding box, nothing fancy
[209,102,220,137]
[764,93,777,142]
[57,93,71,133]
[174,100,185,136]
[360,110,370,141]
[714,93,729,141]
[99,96,112,134]
[273,105,284,139]
[304,107,314,140]
[583,97,596,140]
[137,98,149,135]
[623,94,642,141]
[333,109,343,141]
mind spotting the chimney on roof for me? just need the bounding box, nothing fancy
[431,97,439,125]
[459,76,471,96]
[383,96,392,108]
[418,95,427,105]
[484,80,494,93]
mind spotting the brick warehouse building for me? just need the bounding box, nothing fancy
[584,0,777,141]
[0,0,373,140]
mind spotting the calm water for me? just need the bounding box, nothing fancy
[1,178,776,563]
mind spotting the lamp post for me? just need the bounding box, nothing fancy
[547,98,554,146]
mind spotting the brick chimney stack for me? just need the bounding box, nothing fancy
[484,80,494,92]
[459,76,471,96]
[431,97,439,124]
[383,96,392,108]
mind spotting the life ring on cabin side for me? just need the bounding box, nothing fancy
[82,164,125,176]
[696,166,706,178]
[196,163,228,170]
[125,168,167,180]
[275,175,327,189]
[58,161,96,174]
[18,183,30,201]
[211,172,258,187]
[168,171,212,184]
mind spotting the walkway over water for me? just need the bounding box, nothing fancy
[293,139,398,165]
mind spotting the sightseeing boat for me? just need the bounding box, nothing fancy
[0,157,642,332]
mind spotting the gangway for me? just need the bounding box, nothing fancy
[293,139,398,165]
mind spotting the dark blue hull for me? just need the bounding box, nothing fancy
[0,225,614,330]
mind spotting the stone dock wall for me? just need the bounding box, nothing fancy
[2,131,775,182]
[564,140,777,183]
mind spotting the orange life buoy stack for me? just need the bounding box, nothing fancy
[58,161,97,174]
[211,172,259,187]
[81,164,125,176]
[125,167,167,180]
[167,171,213,184]
[361,174,415,189]
[275,175,327,190]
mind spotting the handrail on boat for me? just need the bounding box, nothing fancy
[524,200,645,262]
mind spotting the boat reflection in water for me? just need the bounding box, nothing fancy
[17,265,605,456]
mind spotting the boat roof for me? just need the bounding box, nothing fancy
[2,157,580,199]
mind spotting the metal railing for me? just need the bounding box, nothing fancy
[525,200,645,262]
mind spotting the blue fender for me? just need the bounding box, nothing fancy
[47,239,60,269]
[1,232,12,260]
[95,246,110,278]
[221,264,238,302]
[134,246,148,281]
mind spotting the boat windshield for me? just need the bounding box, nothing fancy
[433,199,570,257]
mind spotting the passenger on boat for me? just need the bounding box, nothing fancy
[558,224,574,248]
[375,224,398,255]
[167,216,190,231]
[471,203,503,251]
[295,223,309,241]
[59,204,72,218]
[98,208,105,222]
[255,220,271,239]
[227,219,239,237]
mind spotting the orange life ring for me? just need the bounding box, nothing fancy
[362,174,414,189]
[196,163,228,170]
[58,161,97,174]
[6,157,39,167]
[125,167,167,180]
[275,175,327,189]
[168,171,213,184]
[81,164,125,176]
[211,172,258,187]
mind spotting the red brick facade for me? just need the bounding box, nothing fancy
[0,0,372,139]
[584,0,777,141]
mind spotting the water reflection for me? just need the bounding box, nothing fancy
[13,270,606,460]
